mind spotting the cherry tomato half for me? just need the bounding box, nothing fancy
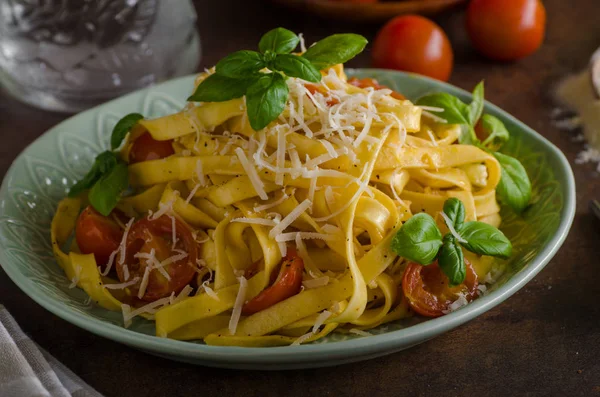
[402,260,478,317]
[242,247,305,315]
[117,215,197,301]
[76,206,123,269]
[129,132,175,164]
[372,15,454,82]
[347,77,406,100]
[466,0,546,61]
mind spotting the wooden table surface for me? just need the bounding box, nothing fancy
[1,0,599,396]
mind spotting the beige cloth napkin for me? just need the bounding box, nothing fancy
[0,305,103,397]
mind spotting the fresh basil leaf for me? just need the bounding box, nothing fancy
[187,73,256,103]
[68,151,118,197]
[259,27,299,54]
[480,114,510,150]
[110,113,143,150]
[390,213,443,265]
[493,152,532,213]
[246,73,289,131]
[263,49,277,66]
[467,82,484,126]
[438,234,466,285]
[215,50,265,78]
[457,221,512,259]
[273,54,321,83]
[89,162,129,216]
[443,198,465,229]
[302,33,367,70]
[416,93,470,125]
[459,125,479,145]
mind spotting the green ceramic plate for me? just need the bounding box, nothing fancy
[0,70,575,369]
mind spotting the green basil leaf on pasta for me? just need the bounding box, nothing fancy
[302,33,368,70]
[443,198,465,229]
[391,213,443,265]
[416,93,470,125]
[68,151,118,197]
[188,74,256,103]
[215,50,266,78]
[493,152,532,213]
[110,113,143,150]
[259,28,299,54]
[457,221,512,259]
[438,234,466,286]
[246,73,289,131]
[467,81,484,126]
[88,161,129,216]
[273,54,321,83]
[480,114,510,150]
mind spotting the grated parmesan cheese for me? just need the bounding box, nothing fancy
[122,265,130,281]
[253,191,290,212]
[275,231,336,242]
[291,332,313,346]
[104,277,140,290]
[277,241,288,257]
[440,212,468,244]
[69,265,82,289]
[268,199,312,239]
[302,276,330,289]
[137,264,151,299]
[102,217,135,277]
[349,328,372,337]
[231,217,277,227]
[200,280,220,301]
[235,147,268,200]
[312,310,332,333]
[442,292,470,314]
[229,276,248,335]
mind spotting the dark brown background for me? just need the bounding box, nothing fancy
[1,0,599,396]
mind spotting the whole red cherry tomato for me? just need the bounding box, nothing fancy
[372,15,454,82]
[466,0,546,61]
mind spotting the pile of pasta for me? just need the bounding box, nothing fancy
[51,64,502,347]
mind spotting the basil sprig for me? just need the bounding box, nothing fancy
[68,113,140,216]
[390,213,443,265]
[416,82,531,213]
[390,198,512,285]
[188,27,367,131]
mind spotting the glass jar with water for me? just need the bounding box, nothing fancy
[0,0,200,112]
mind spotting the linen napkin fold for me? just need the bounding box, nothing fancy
[0,305,104,397]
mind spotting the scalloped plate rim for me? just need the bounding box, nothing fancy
[0,70,576,369]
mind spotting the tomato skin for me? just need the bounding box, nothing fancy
[242,248,304,315]
[305,83,340,106]
[347,77,406,100]
[76,206,123,268]
[402,260,478,317]
[372,15,453,82]
[129,132,175,164]
[466,0,546,61]
[117,215,197,301]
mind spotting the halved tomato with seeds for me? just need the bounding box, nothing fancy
[402,260,478,317]
[116,215,197,301]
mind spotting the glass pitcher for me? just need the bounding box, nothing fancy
[0,0,200,112]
